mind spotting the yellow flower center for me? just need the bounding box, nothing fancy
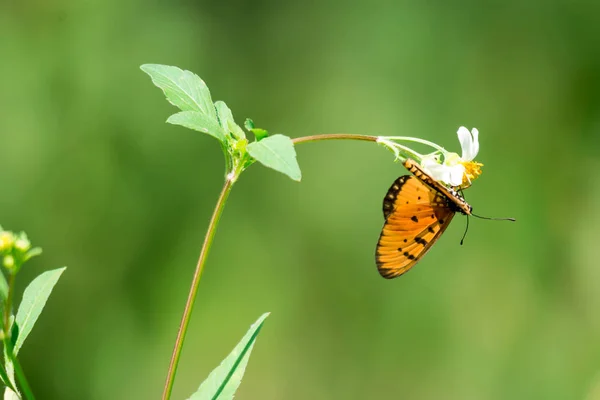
[460,160,483,188]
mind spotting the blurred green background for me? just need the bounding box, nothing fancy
[2,1,600,399]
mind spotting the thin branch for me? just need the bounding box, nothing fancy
[162,177,235,400]
[292,133,378,145]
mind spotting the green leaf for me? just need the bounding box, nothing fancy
[251,128,268,141]
[247,134,301,181]
[22,247,42,264]
[140,64,217,120]
[188,313,269,400]
[244,119,268,141]
[215,101,245,140]
[0,357,15,393]
[13,267,66,355]
[3,339,18,397]
[167,111,227,143]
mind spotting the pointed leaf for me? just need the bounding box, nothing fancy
[247,134,301,181]
[215,101,245,140]
[0,358,15,393]
[13,267,66,355]
[188,313,269,400]
[3,346,18,398]
[167,111,227,143]
[140,64,217,119]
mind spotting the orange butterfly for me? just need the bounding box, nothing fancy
[376,159,472,278]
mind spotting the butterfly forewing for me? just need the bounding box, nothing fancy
[376,175,457,279]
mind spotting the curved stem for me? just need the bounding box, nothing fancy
[292,133,378,145]
[291,133,427,163]
[376,138,424,162]
[384,136,447,153]
[162,177,235,400]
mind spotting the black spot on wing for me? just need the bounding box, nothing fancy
[382,175,412,219]
[415,237,428,246]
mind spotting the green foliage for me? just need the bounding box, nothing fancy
[188,313,269,400]
[215,101,245,140]
[14,267,66,355]
[244,119,269,142]
[167,111,227,143]
[247,135,301,181]
[141,64,302,182]
[139,65,217,118]
[0,226,66,399]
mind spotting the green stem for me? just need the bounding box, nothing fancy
[4,274,14,334]
[292,133,447,165]
[161,176,235,400]
[292,133,378,145]
[384,136,448,153]
[161,131,428,399]
[376,138,424,162]
[11,356,34,400]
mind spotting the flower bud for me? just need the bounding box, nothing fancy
[14,238,31,252]
[3,255,15,270]
[0,231,14,251]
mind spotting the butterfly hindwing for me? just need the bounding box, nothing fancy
[376,175,456,279]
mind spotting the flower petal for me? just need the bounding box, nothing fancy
[422,162,451,184]
[470,128,479,159]
[457,126,474,160]
[448,165,466,186]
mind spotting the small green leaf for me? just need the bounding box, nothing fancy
[140,64,217,120]
[13,267,66,355]
[243,119,255,131]
[188,313,269,400]
[22,247,42,264]
[247,134,301,181]
[215,101,245,140]
[244,118,269,141]
[167,111,227,143]
[251,128,268,141]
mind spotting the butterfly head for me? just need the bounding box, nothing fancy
[446,186,472,215]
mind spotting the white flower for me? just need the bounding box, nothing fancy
[457,126,479,161]
[421,127,482,188]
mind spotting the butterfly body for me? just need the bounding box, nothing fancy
[375,159,472,279]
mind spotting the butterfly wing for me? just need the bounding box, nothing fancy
[376,176,456,279]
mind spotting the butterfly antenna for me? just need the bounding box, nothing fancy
[471,213,516,222]
[460,215,469,245]
[458,190,516,222]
